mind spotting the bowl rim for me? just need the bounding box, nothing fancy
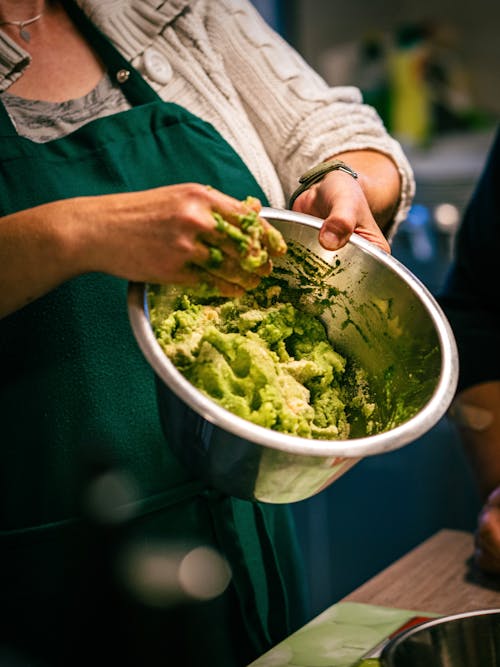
[128,207,458,458]
[380,608,500,663]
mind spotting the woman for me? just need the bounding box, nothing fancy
[0,1,414,665]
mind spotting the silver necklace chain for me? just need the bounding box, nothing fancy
[0,11,44,43]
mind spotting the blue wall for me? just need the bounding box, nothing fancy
[292,417,480,617]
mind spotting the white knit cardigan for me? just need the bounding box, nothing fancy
[0,0,415,231]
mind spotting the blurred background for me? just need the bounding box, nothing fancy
[252,0,498,619]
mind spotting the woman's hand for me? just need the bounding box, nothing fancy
[76,183,284,293]
[0,183,285,318]
[291,169,391,253]
[291,149,402,254]
[449,382,500,576]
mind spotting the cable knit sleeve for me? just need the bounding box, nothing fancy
[206,0,415,230]
[78,0,414,231]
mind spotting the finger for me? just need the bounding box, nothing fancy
[198,230,248,264]
[189,264,247,298]
[207,243,273,278]
[475,508,500,572]
[209,192,262,224]
[296,182,358,250]
[208,194,286,258]
[261,219,288,257]
[294,177,390,253]
[349,221,391,253]
[201,227,282,273]
[205,254,263,290]
[205,245,224,270]
[319,213,355,250]
[487,487,500,507]
[191,241,265,290]
[319,206,391,253]
[474,544,500,574]
[169,262,248,299]
[200,218,280,273]
[477,506,500,549]
[178,187,258,238]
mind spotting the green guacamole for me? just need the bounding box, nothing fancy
[212,206,287,271]
[149,280,376,440]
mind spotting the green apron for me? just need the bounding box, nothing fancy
[0,4,307,666]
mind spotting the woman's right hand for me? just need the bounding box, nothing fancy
[449,382,500,577]
[475,486,500,575]
[0,183,286,318]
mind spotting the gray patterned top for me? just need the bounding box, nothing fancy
[0,74,131,142]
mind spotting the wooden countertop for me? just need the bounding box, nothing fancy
[343,528,500,614]
[248,530,500,666]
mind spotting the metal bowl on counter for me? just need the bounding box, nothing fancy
[380,609,500,667]
[128,207,458,504]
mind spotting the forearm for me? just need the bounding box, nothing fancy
[0,200,84,319]
[0,184,285,319]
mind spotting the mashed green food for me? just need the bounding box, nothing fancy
[212,206,287,271]
[149,280,376,440]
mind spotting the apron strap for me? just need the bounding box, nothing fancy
[204,491,293,653]
[0,0,162,135]
[0,96,17,135]
[205,491,272,652]
[253,503,292,637]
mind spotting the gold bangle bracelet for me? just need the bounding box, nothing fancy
[289,159,358,208]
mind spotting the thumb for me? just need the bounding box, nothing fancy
[486,486,500,507]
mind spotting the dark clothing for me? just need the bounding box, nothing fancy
[438,127,500,393]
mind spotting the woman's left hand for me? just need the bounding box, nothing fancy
[291,149,403,254]
[291,168,391,253]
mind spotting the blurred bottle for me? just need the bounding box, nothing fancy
[357,32,391,127]
[403,203,435,262]
[388,23,433,147]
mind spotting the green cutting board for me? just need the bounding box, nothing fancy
[247,601,436,667]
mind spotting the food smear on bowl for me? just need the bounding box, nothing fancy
[148,278,377,440]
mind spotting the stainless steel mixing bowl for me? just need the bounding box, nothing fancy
[128,207,458,503]
[380,609,500,667]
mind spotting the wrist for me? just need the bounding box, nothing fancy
[289,159,358,208]
[333,150,401,230]
[53,196,103,276]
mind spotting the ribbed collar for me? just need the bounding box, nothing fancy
[0,32,31,92]
[0,0,192,92]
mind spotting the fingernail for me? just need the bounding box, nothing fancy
[320,229,340,249]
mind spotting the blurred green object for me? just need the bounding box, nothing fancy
[247,601,436,667]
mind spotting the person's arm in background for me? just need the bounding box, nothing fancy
[439,126,500,575]
[451,382,500,573]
